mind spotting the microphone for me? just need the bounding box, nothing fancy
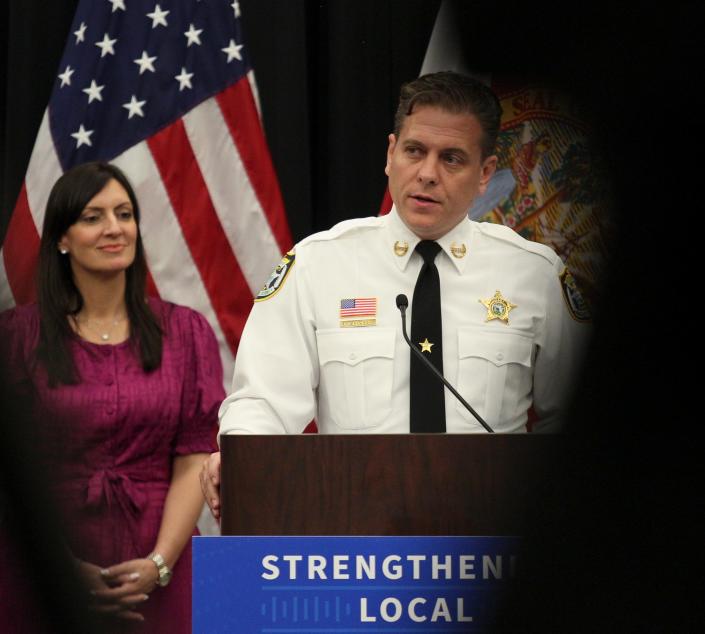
[396,294,494,433]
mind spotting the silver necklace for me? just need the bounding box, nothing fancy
[76,314,125,341]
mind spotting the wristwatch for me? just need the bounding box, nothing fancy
[148,552,173,587]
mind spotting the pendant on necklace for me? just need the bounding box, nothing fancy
[101,333,109,341]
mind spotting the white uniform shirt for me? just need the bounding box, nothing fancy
[219,208,588,435]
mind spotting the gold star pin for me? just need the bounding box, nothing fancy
[419,338,434,353]
[479,290,517,324]
[393,240,409,256]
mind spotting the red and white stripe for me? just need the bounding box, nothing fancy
[0,75,291,388]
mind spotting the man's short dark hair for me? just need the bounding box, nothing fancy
[393,71,502,159]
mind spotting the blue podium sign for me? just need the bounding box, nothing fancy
[193,536,520,633]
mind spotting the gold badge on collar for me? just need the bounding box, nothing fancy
[393,240,408,256]
[479,290,517,324]
[450,242,467,258]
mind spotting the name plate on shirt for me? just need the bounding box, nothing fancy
[192,535,520,633]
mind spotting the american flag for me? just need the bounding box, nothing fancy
[0,0,292,385]
[340,297,377,318]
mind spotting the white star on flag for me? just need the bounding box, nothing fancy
[134,51,157,74]
[58,65,74,87]
[70,124,94,148]
[184,24,203,47]
[222,39,243,62]
[95,33,117,57]
[74,22,87,44]
[147,4,169,28]
[109,0,126,12]
[82,80,105,103]
[175,67,194,91]
[122,95,146,119]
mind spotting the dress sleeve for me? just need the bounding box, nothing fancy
[173,309,225,456]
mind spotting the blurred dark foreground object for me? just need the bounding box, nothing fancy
[0,363,100,633]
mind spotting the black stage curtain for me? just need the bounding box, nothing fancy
[240,0,441,240]
[1,1,79,241]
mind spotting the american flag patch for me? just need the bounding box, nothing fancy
[340,297,377,318]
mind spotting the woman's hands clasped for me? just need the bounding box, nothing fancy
[78,557,160,622]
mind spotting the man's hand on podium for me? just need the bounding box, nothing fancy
[200,452,222,521]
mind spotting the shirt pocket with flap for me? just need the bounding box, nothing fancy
[456,327,534,428]
[316,328,395,430]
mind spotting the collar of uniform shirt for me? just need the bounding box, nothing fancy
[385,206,473,274]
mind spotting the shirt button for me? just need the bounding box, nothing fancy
[496,352,504,361]
[106,408,115,415]
[349,353,357,361]
[105,377,114,386]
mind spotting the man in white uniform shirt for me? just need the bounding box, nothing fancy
[201,71,589,518]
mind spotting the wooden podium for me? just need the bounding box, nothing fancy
[220,434,560,536]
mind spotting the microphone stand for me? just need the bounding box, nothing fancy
[396,294,494,433]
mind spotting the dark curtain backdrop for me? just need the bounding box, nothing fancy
[1,0,79,242]
[0,2,700,631]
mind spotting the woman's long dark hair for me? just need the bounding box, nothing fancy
[36,162,162,385]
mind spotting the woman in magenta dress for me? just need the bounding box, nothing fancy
[0,161,224,631]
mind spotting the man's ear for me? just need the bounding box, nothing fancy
[384,133,397,177]
[478,155,498,195]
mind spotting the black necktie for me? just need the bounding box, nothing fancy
[410,240,446,432]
